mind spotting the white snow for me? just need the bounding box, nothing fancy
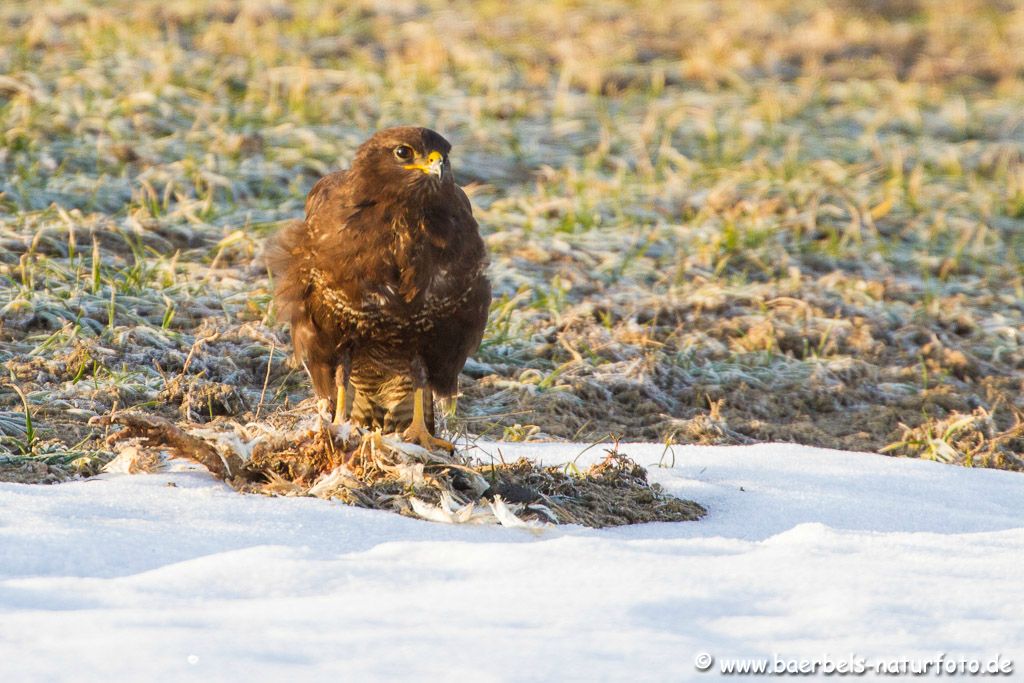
[2,442,1023,681]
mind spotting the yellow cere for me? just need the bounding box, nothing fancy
[404,151,444,176]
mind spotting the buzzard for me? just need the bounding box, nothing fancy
[266,126,490,451]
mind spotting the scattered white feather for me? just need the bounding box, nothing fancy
[391,462,426,487]
[453,467,491,497]
[307,465,363,497]
[102,444,164,474]
[190,427,259,464]
[489,495,548,532]
[409,492,493,524]
[329,420,352,442]
[381,436,447,462]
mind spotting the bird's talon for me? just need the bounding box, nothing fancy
[355,430,384,459]
[402,423,454,453]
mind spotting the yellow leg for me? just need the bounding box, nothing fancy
[333,381,347,424]
[402,388,454,452]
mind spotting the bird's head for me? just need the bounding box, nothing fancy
[353,126,454,195]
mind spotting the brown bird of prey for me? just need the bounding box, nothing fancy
[266,126,490,451]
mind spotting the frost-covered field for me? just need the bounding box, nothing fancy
[3,0,1024,480]
[2,442,1022,681]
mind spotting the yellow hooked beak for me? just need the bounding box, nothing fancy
[404,150,445,178]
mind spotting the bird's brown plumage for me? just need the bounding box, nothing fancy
[266,127,490,436]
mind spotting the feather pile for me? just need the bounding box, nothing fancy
[91,411,705,528]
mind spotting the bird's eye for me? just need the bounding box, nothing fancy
[393,145,414,161]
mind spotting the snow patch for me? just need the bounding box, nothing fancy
[2,441,1023,680]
